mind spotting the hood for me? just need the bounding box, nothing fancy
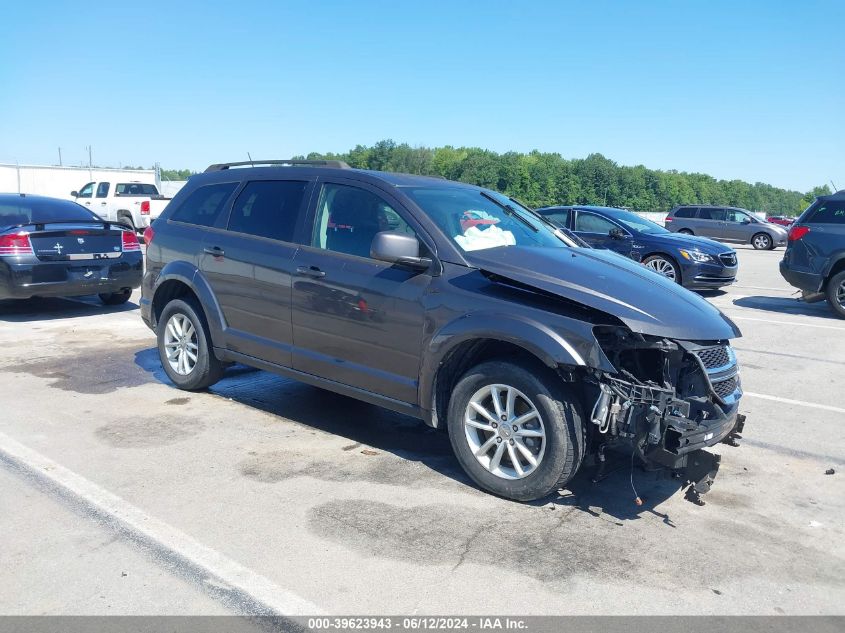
[646,232,731,254]
[465,246,741,341]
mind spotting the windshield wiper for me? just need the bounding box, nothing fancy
[479,192,538,233]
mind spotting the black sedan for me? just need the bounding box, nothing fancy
[535,205,738,289]
[0,193,143,305]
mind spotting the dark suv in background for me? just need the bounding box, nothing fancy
[666,205,788,250]
[780,190,845,318]
[141,160,745,501]
[535,205,738,289]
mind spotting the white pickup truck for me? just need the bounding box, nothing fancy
[70,180,171,233]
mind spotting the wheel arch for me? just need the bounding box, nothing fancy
[822,253,845,287]
[419,314,593,429]
[150,262,226,353]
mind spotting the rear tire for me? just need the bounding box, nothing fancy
[157,297,225,390]
[678,228,694,235]
[826,271,845,319]
[447,360,585,502]
[98,289,131,305]
[752,232,772,250]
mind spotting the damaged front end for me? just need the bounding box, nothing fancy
[587,326,747,500]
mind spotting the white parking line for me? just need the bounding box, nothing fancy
[726,315,845,331]
[744,392,845,415]
[0,430,323,617]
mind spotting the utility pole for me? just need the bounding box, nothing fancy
[87,145,93,168]
[58,147,62,166]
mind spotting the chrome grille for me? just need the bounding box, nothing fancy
[696,345,730,369]
[712,376,738,399]
[719,252,737,267]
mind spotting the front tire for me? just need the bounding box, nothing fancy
[826,271,845,319]
[642,254,681,284]
[157,297,224,390]
[752,232,773,250]
[447,360,585,501]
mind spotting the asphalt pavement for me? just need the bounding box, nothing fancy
[0,244,842,616]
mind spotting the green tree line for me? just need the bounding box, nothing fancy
[297,140,830,215]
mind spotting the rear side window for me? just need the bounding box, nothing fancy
[169,182,237,227]
[542,209,570,227]
[227,180,308,242]
[673,207,696,218]
[806,200,845,224]
[116,183,159,196]
[698,208,726,221]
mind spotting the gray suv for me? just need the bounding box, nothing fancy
[141,160,745,502]
[666,205,788,250]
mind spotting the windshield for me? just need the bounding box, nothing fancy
[604,209,669,235]
[403,187,566,251]
[0,198,99,227]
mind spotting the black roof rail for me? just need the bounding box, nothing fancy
[204,159,351,173]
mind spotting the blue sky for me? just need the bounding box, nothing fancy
[1,0,842,192]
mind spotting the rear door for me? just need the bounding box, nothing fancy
[696,207,727,239]
[201,178,314,367]
[290,178,431,404]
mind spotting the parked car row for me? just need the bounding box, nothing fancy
[14,163,844,504]
[535,205,738,289]
[664,205,788,250]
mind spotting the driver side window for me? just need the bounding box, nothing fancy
[575,212,617,234]
[312,183,416,259]
[726,209,748,223]
[78,182,95,198]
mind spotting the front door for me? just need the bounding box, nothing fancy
[291,180,431,404]
[573,210,634,257]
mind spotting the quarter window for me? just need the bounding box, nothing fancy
[543,209,570,227]
[169,182,237,227]
[312,184,415,259]
[227,180,308,242]
[96,182,110,198]
[575,212,617,234]
[673,207,696,218]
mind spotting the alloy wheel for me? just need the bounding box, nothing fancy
[837,279,845,308]
[163,313,199,375]
[463,384,546,480]
[753,234,771,249]
[644,257,677,281]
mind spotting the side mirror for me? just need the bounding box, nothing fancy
[70,191,79,198]
[370,231,432,271]
[609,227,627,239]
[741,217,751,224]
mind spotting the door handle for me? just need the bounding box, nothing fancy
[100,202,107,205]
[203,246,225,257]
[296,265,326,278]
